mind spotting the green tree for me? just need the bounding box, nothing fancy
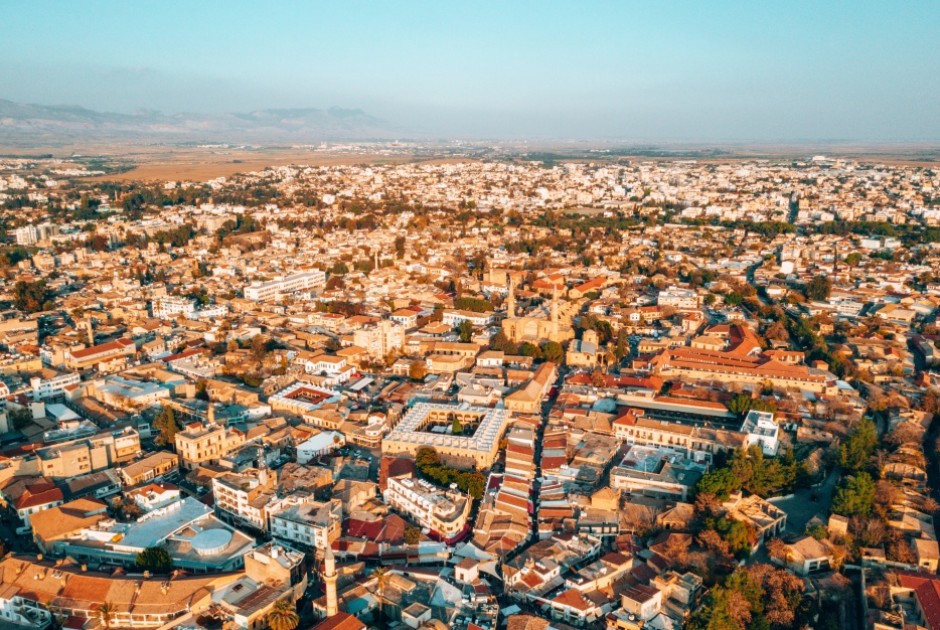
[839,418,878,473]
[136,546,173,573]
[540,341,564,364]
[804,275,833,301]
[696,468,741,500]
[831,471,876,517]
[153,406,181,447]
[267,599,299,630]
[452,417,463,435]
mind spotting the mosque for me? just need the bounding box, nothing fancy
[501,279,576,345]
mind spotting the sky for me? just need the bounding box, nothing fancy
[0,0,938,142]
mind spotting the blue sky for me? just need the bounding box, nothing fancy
[0,0,938,141]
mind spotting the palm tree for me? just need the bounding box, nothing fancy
[97,602,116,630]
[267,599,299,630]
[372,567,391,594]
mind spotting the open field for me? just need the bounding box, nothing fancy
[1,140,938,183]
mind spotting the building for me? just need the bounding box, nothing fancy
[441,309,493,328]
[741,410,780,456]
[504,361,556,414]
[297,431,346,463]
[612,408,747,463]
[0,555,237,629]
[35,428,141,479]
[382,402,512,469]
[119,451,180,486]
[174,421,247,470]
[211,467,276,531]
[152,296,197,320]
[657,286,702,310]
[502,284,575,345]
[609,444,707,501]
[384,475,471,542]
[269,382,344,419]
[352,320,405,359]
[269,499,343,550]
[50,496,255,573]
[63,338,137,372]
[244,270,326,302]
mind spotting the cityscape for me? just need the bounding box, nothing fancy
[1,3,939,630]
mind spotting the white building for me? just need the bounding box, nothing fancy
[442,310,493,328]
[657,286,701,310]
[384,475,471,541]
[352,320,405,359]
[741,410,780,456]
[15,225,38,246]
[269,499,342,550]
[296,431,346,464]
[153,296,197,320]
[244,270,326,302]
[30,371,81,399]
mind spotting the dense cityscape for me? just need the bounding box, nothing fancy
[0,149,936,630]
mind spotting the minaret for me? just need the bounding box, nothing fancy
[373,248,379,271]
[207,403,215,425]
[86,319,94,346]
[323,546,339,618]
[551,284,559,340]
[506,277,516,319]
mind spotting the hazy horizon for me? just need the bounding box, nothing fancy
[1,1,939,142]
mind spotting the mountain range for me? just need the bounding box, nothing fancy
[0,100,401,143]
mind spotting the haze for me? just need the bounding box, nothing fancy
[1,0,939,141]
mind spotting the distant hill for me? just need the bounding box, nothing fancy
[0,100,402,143]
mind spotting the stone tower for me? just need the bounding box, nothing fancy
[551,284,559,340]
[506,277,515,319]
[324,545,338,617]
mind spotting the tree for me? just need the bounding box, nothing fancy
[540,341,564,364]
[96,602,116,630]
[831,472,876,517]
[804,275,833,301]
[404,526,421,545]
[13,280,53,313]
[136,546,173,573]
[408,360,427,381]
[250,335,267,362]
[153,406,181,447]
[267,599,299,630]
[839,418,878,473]
[766,537,787,563]
[457,319,473,343]
[452,417,463,435]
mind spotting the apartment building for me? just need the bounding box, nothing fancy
[269,498,343,551]
[243,270,326,301]
[211,467,276,531]
[35,427,141,479]
[384,475,471,542]
[351,320,405,359]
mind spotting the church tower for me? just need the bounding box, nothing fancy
[324,546,339,617]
